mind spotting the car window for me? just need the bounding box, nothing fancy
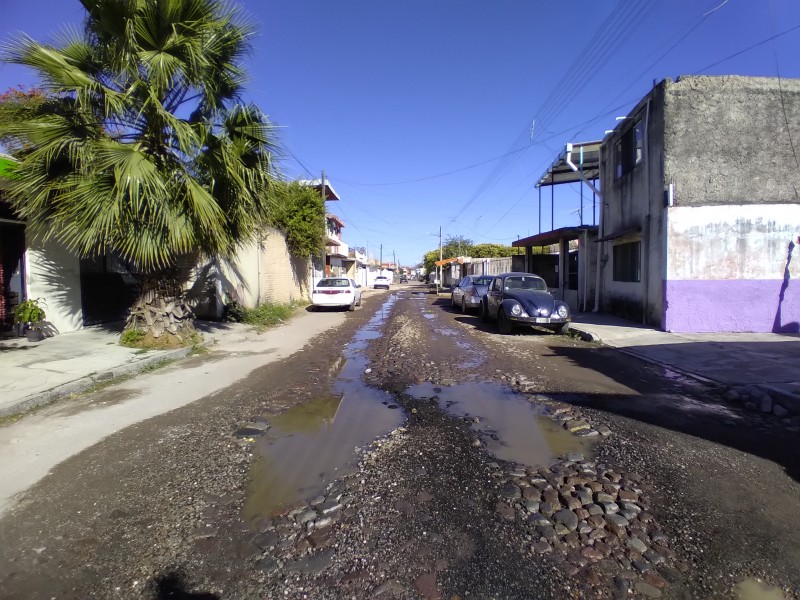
[492,278,502,291]
[460,277,470,288]
[317,278,350,288]
[503,276,547,291]
[473,276,493,286]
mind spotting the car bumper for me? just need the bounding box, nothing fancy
[312,295,354,307]
[374,285,390,289]
[464,295,482,308]
[509,315,570,326]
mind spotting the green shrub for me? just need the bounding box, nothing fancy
[222,299,247,322]
[119,328,146,347]
[242,302,296,330]
[14,298,46,325]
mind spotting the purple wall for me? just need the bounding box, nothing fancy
[663,279,800,333]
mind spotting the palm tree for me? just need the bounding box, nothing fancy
[0,0,278,343]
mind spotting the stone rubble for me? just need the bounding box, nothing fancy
[723,384,800,432]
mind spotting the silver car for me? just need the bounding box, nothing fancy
[450,275,493,314]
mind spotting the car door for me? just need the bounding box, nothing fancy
[453,277,469,304]
[350,279,361,303]
[486,277,504,318]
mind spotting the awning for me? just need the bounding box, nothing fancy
[513,226,598,248]
[536,141,601,187]
[434,256,471,267]
[595,227,641,243]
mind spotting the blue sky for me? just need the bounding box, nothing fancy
[2,0,799,267]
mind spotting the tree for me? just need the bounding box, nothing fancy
[422,235,474,275]
[266,181,326,258]
[0,0,278,345]
[471,243,515,258]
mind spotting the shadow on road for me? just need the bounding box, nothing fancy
[548,343,800,485]
[153,572,219,599]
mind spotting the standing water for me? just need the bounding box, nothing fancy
[244,296,404,519]
[407,381,595,467]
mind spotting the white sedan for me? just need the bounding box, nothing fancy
[311,278,362,311]
[373,276,391,290]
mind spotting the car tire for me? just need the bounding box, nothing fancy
[498,310,512,335]
[461,298,468,314]
[555,322,569,335]
[348,300,356,312]
[357,296,362,307]
[480,301,489,323]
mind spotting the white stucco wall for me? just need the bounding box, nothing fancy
[25,238,83,334]
[666,204,800,280]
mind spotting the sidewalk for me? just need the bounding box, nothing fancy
[569,312,800,413]
[0,317,322,418]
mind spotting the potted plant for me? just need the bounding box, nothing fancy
[14,298,47,342]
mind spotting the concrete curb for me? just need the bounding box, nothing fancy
[568,323,800,415]
[567,324,721,387]
[0,343,204,420]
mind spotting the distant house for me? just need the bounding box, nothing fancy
[524,75,800,333]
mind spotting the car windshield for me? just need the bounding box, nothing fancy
[473,276,493,286]
[317,279,350,288]
[503,276,547,291]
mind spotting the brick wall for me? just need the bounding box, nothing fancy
[259,227,312,304]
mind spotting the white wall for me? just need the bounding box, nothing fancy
[25,238,83,334]
[666,204,800,280]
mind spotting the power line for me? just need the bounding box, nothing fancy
[332,145,529,187]
[446,0,659,226]
[692,22,800,75]
[768,1,799,173]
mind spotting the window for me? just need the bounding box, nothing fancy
[614,119,644,179]
[613,241,641,282]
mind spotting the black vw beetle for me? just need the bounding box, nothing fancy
[480,272,570,335]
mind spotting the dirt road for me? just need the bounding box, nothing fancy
[0,285,798,599]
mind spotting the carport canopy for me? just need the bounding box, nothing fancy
[513,226,597,248]
[536,141,601,187]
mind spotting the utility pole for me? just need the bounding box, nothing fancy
[380,244,383,275]
[438,226,443,295]
[393,250,396,272]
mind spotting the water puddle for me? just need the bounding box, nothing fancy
[735,578,788,600]
[406,382,594,467]
[243,295,405,519]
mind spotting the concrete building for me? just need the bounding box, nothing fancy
[520,76,799,333]
[598,75,799,332]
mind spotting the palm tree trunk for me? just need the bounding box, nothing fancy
[126,271,195,343]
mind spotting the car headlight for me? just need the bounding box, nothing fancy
[510,304,528,317]
[557,305,568,318]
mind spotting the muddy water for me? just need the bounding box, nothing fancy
[407,381,594,467]
[735,578,788,600]
[243,295,405,519]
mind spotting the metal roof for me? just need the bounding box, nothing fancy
[513,226,598,248]
[299,178,341,201]
[536,141,601,187]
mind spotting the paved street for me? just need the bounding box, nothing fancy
[0,283,798,599]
